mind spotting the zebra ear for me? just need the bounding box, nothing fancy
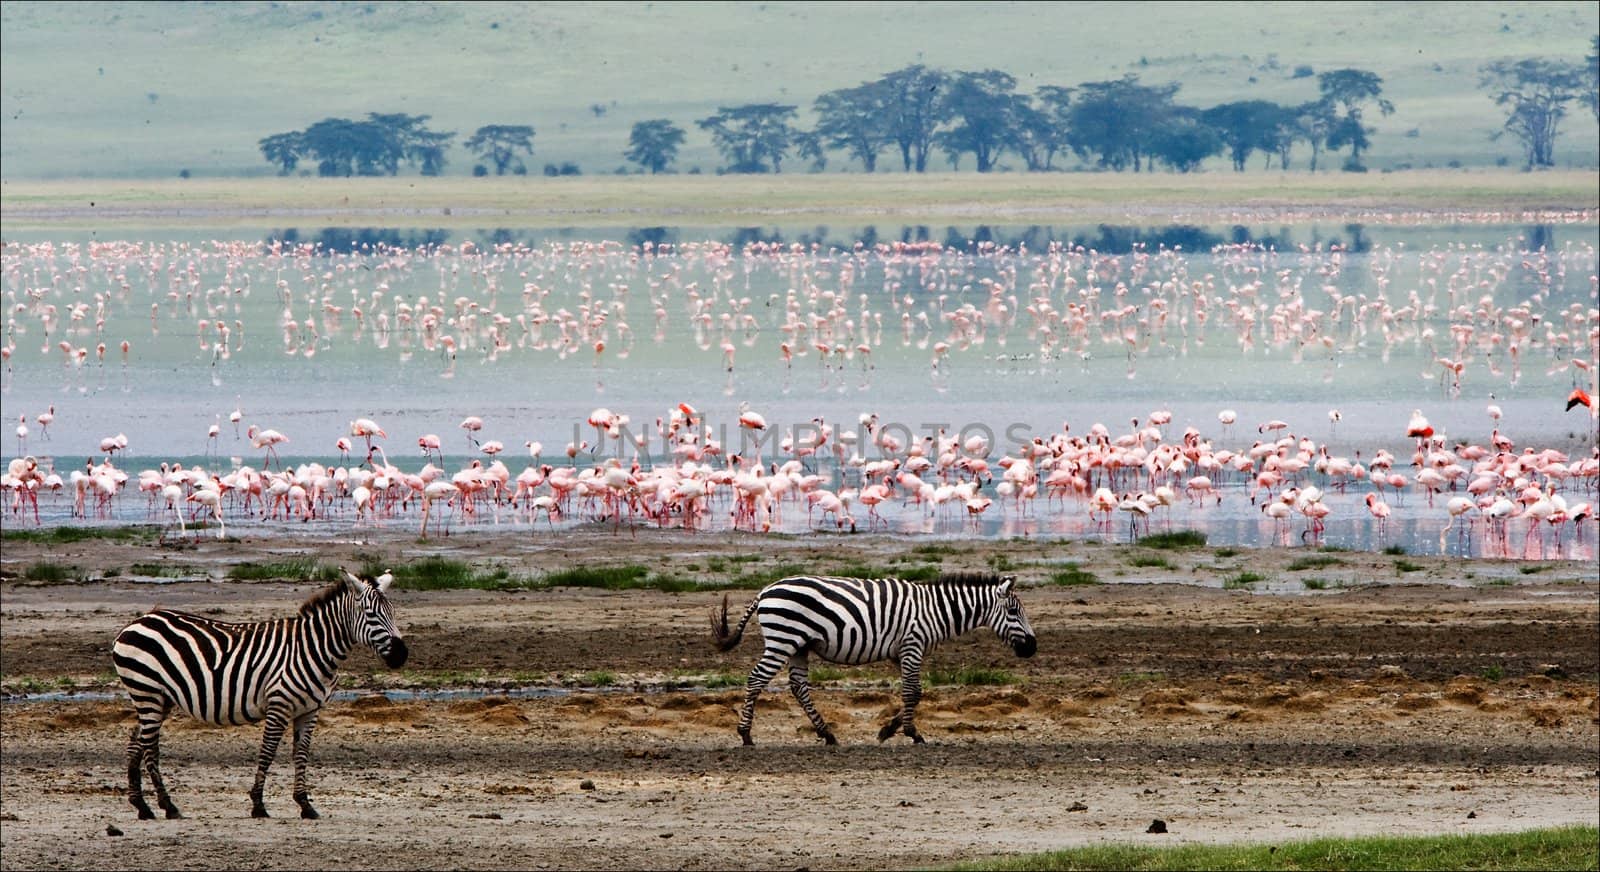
[997,576,1015,596]
[375,571,395,592]
[343,570,369,590]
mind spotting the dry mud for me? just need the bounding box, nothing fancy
[1,529,1597,870]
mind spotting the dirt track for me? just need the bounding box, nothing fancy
[2,529,1597,870]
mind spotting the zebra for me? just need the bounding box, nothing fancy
[111,569,408,820]
[711,572,1036,745]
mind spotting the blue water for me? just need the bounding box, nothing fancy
[3,221,1596,559]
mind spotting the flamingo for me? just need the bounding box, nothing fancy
[349,417,386,451]
[1364,492,1392,541]
[1439,496,1476,554]
[460,416,484,449]
[35,405,54,441]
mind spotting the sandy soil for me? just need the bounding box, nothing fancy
[1,529,1597,870]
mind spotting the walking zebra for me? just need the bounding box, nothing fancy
[711,572,1036,745]
[111,569,408,820]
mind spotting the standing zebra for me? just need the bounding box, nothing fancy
[111,569,407,820]
[712,572,1036,745]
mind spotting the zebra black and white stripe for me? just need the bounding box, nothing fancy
[111,570,407,820]
[711,572,1036,745]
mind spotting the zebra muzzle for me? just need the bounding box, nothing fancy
[1013,635,1037,658]
[381,638,409,668]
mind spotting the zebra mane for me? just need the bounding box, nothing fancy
[924,571,1012,587]
[298,577,355,616]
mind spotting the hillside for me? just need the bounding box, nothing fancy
[1,0,1595,179]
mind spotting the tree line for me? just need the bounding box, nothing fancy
[260,43,1599,178]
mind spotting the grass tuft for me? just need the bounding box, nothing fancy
[228,559,342,582]
[925,665,1017,687]
[1049,563,1101,586]
[1138,530,1207,550]
[951,824,1599,871]
[1223,571,1266,590]
[1287,554,1347,571]
[22,562,79,583]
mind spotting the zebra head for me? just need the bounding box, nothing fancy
[344,570,408,668]
[989,576,1037,658]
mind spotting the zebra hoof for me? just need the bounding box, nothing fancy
[300,806,320,820]
[164,807,183,820]
[739,730,753,746]
[910,733,926,745]
[820,731,838,745]
[135,807,156,821]
[251,805,269,819]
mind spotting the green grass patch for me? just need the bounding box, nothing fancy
[1117,671,1165,685]
[951,824,1600,871]
[1481,664,1506,682]
[1518,563,1551,575]
[987,554,1017,573]
[1287,555,1348,571]
[1,525,158,544]
[1302,578,1329,591]
[1127,553,1173,569]
[1223,571,1266,590]
[375,556,525,591]
[1213,547,1240,558]
[912,543,964,559]
[578,670,618,688]
[925,665,1017,687]
[1049,563,1101,586]
[1137,530,1207,550]
[1394,559,1425,574]
[128,562,200,579]
[22,562,79,583]
[1382,544,1408,556]
[228,559,342,582]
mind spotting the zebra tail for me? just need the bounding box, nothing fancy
[711,592,758,652]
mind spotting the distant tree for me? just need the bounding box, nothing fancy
[813,81,892,171]
[1203,100,1294,171]
[1585,35,1599,119]
[1316,68,1394,170]
[794,129,828,173]
[367,113,455,176]
[697,104,800,173]
[1027,85,1075,170]
[1293,99,1339,172]
[297,117,402,177]
[1479,57,1587,168]
[465,125,536,175]
[258,131,303,176]
[1065,75,1182,172]
[624,119,687,174]
[936,69,1025,172]
[879,65,951,172]
[1148,113,1225,172]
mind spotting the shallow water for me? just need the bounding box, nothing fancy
[3,221,1596,558]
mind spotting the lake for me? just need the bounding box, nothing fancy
[3,219,1596,560]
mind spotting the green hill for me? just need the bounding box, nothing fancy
[1,0,1595,179]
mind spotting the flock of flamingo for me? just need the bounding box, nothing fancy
[1,225,1596,559]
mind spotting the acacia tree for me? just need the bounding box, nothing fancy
[368,113,455,176]
[879,65,951,172]
[1294,99,1339,172]
[1065,75,1181,172]
[1480,58,1586,168]
[465,125,536,175]
[625,119,687,173]
[1148,112,1224,172]
[697,104,800,173]
[1203,100,1293,171]
[297,117,402,177]
[1588,36,1599,119]
[813,81,892,172]
[258,132,303,175]
[1317,68,1394,170]
[936,69,1025,172]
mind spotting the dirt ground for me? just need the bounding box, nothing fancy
[1,528,1597,870]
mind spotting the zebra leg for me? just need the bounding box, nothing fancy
[249,707,291,818]
[879,649,926,744]
[737,646,791,746]
[124,719,156,820]
[787,653,836,745]
[142,720,182,819]
[291,712,320,819]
